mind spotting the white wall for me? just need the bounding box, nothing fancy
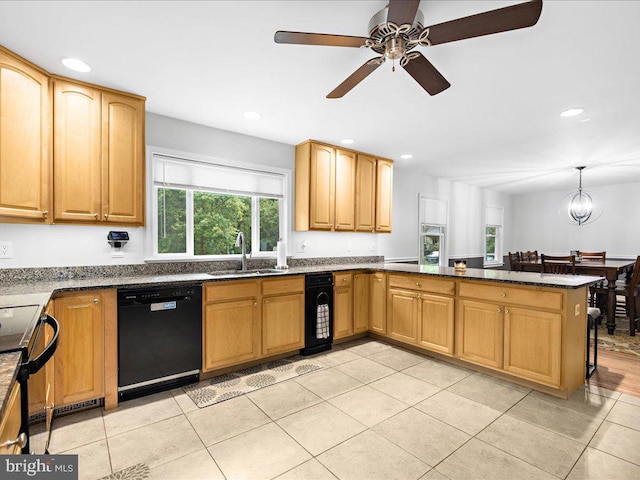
[512,181,640,258]
[378,169,514,262]
[0,113,514,268]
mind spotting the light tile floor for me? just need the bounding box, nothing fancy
[30,338,640,480]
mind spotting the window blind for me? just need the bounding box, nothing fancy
[153,154,285,198]
[419,196,448,226]
[486,206,503,226]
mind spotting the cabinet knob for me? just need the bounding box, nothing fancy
[496,308,501,313]
[501,293,506,298]
[505,308,509,314]
[43,210,49,217]
[254,302,257,307]
[265,300,269,304]
[2,432,27,449]
[93,213,98,219]
[93,298,99,304]
[104,214,109,219]
[343,278,347,282]
[415,282,421,287]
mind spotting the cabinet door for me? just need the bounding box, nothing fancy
[28,301,55,416]
[334,285,353,339]
[457,299,503,369]
[0,383,21,454]
[370,273,387,334]
[418,293,454,356]
[334,149,356,230]
[102,92,145,225]
[504,306,561,387]
[353,273,370,333]
[0,50,50,222]
[204,298,260,371]
[375,159,393,232]
[388,289,419,344]
[262,293,304,355]
[53,80,102,222]
[54,292,104,406]
[355,155,376,232]
[309,143,335,230]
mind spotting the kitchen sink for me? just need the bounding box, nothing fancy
[207,268,287,278]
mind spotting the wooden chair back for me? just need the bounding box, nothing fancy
[508,252,522,271]
[520,250,539,262]
[579,251,606,263]
[541,254,576,275]
[626,256,640,297]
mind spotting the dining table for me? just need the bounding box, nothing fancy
[517,259,635,334]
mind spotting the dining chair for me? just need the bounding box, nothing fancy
[520,250,539,262]
[591,255,640,336]
[541,254,576,274]
[508,252,522,271]
[541,253,600,377]
[579,251,606,263]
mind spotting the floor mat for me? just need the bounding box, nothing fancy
[596,317,640,356]
[183,355,324,408]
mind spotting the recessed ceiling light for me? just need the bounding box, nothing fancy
[560,108,584,118]
[400,154,413,160]
[243,111,261,120]
[60,57,91,73]
[340,138,355,145]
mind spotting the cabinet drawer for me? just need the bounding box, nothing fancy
[262,276,304,296]
[389,274,455,295]
[334,272,353,287]
[205,280,259,302]
[459,282,563,311]
[0,382,22,454]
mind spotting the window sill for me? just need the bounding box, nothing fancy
[144,253,277,263]
[483,262,504,269]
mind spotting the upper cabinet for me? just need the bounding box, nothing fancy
[53,79,145,225]
[295,140,393,233]
[0,47,51,223]
[0,45,146,226]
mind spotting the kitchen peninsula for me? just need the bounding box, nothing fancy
[0,259,601,451]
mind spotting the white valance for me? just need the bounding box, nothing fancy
[419,196,448,226]
[486,205,503,226]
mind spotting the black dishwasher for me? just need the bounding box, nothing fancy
[301,273,334,356]
[117,285,202,401]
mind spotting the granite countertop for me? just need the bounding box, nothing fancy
[0,351,22,420]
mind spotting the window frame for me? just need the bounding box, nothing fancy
[145,146,290,262]
[484,205,504,268]
[484,225,501,267]
[420,225,446,266]
[418,195,448,267]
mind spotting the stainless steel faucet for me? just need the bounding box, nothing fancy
[235,231,248,272]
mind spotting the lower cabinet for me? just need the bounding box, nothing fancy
[334,272,353,339]
[353,273,370,334]
[262,276,305,356]
[0,382,22,454]
[203,277,305,369]
[369,273,387,334]
[457,299,504,369]
[53,291,105,407]
[387,275,455,355]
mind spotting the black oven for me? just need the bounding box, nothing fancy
[0,305,59,454]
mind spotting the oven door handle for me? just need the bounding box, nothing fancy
[28,315,60,375]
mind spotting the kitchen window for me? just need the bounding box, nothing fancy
[418,195,448,266]
[484,206,504,267]
[151,152,288,259]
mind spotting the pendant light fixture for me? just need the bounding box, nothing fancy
[558,166,603,226]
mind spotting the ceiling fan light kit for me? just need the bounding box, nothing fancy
[275,0,543,98]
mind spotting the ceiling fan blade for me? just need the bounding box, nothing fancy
[402,52,450,96]
[327,59,383,98]
[274,31,369,48]
[387,0,421,26]
[424,0,543,46]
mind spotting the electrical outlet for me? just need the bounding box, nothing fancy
[370,242,376,252]
[574,303,581,316]
[296,240,307,253]
[346,241,352,252]
[0,241,13,259]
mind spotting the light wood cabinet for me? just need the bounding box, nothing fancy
[54,291,105,407]
[355,155,377,232]
[295,140,392,232]
[261,276,305,356]
[353,273,370,333]
[457,299,504,369]
[370,272,387,334]
[53,79,145,225]
[334,272,353,339]
[0,47,50,223]
[0,382,22,454]
[387,274,455,354]
[203,281,260,371]
[375,159,393,232]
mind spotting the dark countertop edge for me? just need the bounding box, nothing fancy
[0,351,22,421]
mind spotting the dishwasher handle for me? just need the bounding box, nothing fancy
[28,315,59,375]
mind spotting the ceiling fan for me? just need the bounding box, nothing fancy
[275,0,543,98]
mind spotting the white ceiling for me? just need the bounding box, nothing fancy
[1,0,639,194]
